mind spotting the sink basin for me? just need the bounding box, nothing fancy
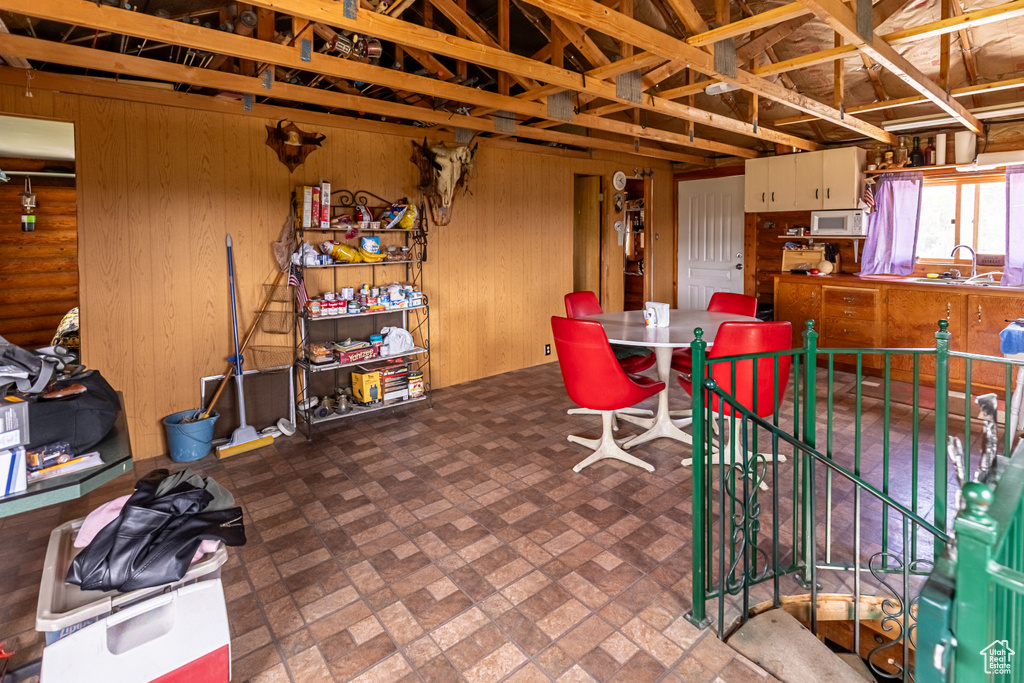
[906,277,1010,287]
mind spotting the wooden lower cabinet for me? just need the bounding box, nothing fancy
[773,276,1024,390]
[966,294,1024,389]
[775,280,820,347]
[886,289,964,380]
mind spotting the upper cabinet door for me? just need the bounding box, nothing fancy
[794,151,824,211]
[822,147,867,209]
[768,155,797,211]
[744,157,770,212]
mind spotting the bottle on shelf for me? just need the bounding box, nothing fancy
[896,136,909,167]
[909,137,925,167]
[924,137,935,166]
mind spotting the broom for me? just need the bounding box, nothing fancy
[186,269,285,423]
[217,235,274,458]
[186,213,295,424]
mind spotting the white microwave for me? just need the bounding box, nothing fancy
[810,209,866,236]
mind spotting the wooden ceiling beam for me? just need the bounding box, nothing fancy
[687,3,811,47]
[0,32,713,165]
[948,0,982,108]
[662,0,709,35]
[735,14,812,62]
[756,0,1024,78]
[545,12,611,68]
[0,65,596,161]
[0,0,747,157]
[796,0,983,133]
[775,74,1024,125]
[426,0,539,89]
[239,0,819,150]
[518,0,894,143]
[0,15,30,68]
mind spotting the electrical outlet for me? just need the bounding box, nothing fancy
[544,344,551,356]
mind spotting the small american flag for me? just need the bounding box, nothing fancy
[288,263,309,310]
[863,182,876,214]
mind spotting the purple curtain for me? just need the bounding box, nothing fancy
[1004,166,1024,286]
[860,172,923,276]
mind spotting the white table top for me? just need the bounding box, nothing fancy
[582,309,759,348]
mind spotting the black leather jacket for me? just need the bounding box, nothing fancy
[67,469,246,592]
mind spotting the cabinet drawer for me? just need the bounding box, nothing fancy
[822,316,881,347]
[822,287,878,315]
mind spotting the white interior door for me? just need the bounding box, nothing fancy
[677,175,745,310]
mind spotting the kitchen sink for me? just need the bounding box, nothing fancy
[906,277,1015,287]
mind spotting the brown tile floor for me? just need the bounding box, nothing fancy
[0,360,967,681]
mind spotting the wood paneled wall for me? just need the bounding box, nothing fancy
[0,159,77,348]
[748,211,862,302]
[0,82,675,459]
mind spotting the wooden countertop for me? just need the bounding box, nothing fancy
[771,272,1024,294]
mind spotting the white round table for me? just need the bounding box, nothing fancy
[582,309,759,448]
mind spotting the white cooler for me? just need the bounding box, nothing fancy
[36,517,231,682]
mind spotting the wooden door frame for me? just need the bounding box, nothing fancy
[572,173,603,303]
[673,166,745,306]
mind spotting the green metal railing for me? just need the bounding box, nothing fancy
[918,439,1024,682]
[685,318,1024,681]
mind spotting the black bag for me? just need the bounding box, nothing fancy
[26,370,121,454]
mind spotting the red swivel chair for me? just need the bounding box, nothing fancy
[670,292,759,374]
[564,291,656,375]
[552,316,665,473]
[678,321,792,489]
[564,291,655,427]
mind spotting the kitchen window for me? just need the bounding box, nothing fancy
[917,175,1007,262]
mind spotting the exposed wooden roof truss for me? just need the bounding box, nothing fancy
[1,0,1023,165]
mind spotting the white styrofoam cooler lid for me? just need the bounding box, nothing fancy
[36,516,227,633]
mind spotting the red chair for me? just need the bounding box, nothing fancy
[551,316,665,472]
[564,291,656,375]
[670,292,759,374]
[678,321,792,488]
[564,291,655,428]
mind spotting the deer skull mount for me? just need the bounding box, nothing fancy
[411,140,476,226]
[265,120,325,172]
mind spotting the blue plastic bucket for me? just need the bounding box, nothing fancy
[163,410,218,463]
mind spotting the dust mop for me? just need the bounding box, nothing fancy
[217,235,274,459]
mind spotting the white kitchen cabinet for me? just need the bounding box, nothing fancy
[794,151,824,211]
[767,154,796,211]
[822,147,867,209]
[745,147,866,213]
[743,157,770,212]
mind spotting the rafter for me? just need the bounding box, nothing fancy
[687,3,811,47]
[735,14,812,62]
[796,0,982,133]
[239,0,822,150]
[546,12,611,68]
[0,16,30,68]
[0,32,715,164]
[426,0,539,89]
[517,0,895,143]
[0,0,757,158]
[756,0,1024,78]
[774,74,1024,125]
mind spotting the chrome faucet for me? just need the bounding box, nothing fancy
[950,244,977,278]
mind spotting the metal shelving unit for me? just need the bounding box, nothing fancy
[293,188,432,439]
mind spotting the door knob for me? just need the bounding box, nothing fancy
[735,263,743,270]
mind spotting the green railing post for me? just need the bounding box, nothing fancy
[801,320,818,586]
[952,482,999,681]
[935,320,951,547]
[687,328,711,628]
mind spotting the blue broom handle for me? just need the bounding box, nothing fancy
[226,235,243,377]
